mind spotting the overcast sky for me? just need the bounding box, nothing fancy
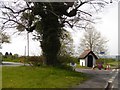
[0,1,118,56]
[96,1,118,56]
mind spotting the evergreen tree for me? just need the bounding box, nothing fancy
[5,52,9,58]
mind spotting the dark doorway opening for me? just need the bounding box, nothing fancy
[87,55,93,67]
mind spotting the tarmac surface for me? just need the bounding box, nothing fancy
[1,61,29,66]
[74,68,119,89]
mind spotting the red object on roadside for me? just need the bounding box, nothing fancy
[97,63,103,70]
[106,64,110,70]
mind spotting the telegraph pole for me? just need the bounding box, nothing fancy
[24,46,26,57]
[26,32,30,65]
[24,46,26,66]
[27,32,29,57]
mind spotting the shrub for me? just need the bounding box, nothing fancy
[58,55,78,65]
[13,54,19,59]
[27,56,45,66]
[19,56,26,63]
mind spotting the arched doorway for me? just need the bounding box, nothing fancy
[87,55,93,67]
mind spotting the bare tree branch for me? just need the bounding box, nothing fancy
[79,23,108,55]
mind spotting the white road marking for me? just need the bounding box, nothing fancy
[112,69,115,72]
[108,69,118,87]
[111,84,114,89]
[117,69,119,72]
[110,69,116,74]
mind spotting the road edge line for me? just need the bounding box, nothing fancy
[105,69,118,90]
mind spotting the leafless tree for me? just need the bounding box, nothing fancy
[79,23,108,55]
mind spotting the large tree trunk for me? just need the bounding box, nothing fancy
[41,14,61,66]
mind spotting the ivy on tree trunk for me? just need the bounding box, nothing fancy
[41,13,61,66]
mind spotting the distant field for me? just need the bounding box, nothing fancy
[2,57,22,62]
[106,60,119,69]
[2,66,89,88]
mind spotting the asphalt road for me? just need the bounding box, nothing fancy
[75,68,119,89]
[1,61,28,66]
[111,69,120,90]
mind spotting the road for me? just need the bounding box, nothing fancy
[110,69,120,90]
[75,68,119,89]
[1,61,29,66]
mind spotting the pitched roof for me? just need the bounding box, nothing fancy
[79,49,98,59]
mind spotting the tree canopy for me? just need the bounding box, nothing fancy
[0,0,110,66]
[59,29,74,56]
[0,31,10,43]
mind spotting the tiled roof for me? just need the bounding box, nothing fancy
[79,49,91,59]
[79,49,98,59]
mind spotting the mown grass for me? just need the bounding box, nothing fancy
[0,66,2,89]
[2,66,89,88]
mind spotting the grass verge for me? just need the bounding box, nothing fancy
[2,66,89,88]
[0,66,2,89]
[108,61,119,69]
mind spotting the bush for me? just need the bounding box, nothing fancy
[28,56,45,66]
[19,56,26,63]
[58,55,78,65]
[13,54,19,59]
